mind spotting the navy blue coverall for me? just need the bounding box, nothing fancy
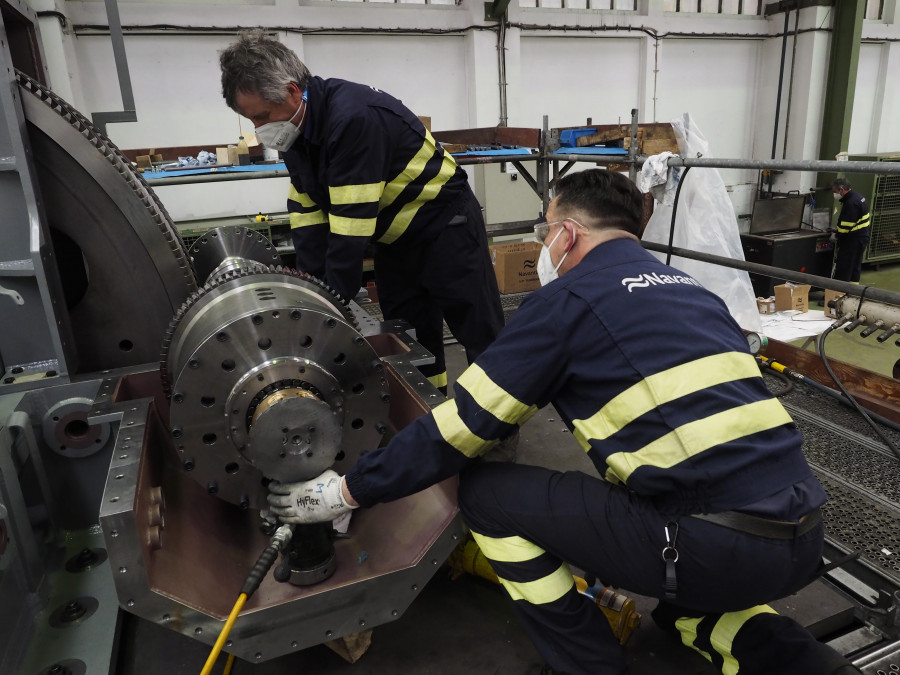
[833,189,871,282]
[281,76,504,389]
[344,238,853,675]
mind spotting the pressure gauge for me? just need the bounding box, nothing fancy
[746,332,768,355]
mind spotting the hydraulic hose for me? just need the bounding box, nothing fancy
[199,524,294,675]
[760,355,900,440]
[816,325,900,461]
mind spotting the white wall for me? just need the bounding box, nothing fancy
[24,0,900,226]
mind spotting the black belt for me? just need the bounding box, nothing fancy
[689,507,822,540]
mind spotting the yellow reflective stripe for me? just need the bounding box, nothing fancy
[427,371,448,388]
[379,152,457,244]
[288,185,316,208]
[379,130,442,209]
[711,606,777,675]
[290,211,327,229]
[457,364,538,425]
[470,532,545,564]
[329,214,377,237]
[573,352,762,451]
[675,617,712,662]
[498,563,574,604]
[838,213,871,233]
[329,181,385,205]
[432,399,495,458]
[604,398,793,483]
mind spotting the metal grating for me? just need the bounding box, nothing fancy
[762,371,900,587]
[869,174,900,262]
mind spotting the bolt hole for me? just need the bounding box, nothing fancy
[225,462,239,474]
[119,340,134,352]
[202,433,217,445]
[221,359,235,372]
[200,396,215,407]
[351,419,364,430]
[258,337,272,350]
[334,353,346,365]
[252,315,263,325]
[300,336,312,348]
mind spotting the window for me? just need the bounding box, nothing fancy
[663,0,763,14]
[519,0,636,9]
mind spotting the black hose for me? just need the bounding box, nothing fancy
[760,364,794,397]
[817,326,900,461]
[666,166,691,266]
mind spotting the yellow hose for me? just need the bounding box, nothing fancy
[199,592,247,675]
[223,653,236,675]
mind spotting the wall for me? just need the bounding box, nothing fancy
[23,0,900,227]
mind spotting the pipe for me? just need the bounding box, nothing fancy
[769,8,790,196]
[544,154,900,176]
[639,239,900,307]
[497,16,508,127]
[782,6,801,161]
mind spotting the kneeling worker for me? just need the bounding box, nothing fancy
[269,169,857,675]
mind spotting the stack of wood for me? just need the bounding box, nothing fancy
[575,122,678,156]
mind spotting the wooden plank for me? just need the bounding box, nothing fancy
[432,127,541,148]
[576,126,630,147]
[763,338,900,423]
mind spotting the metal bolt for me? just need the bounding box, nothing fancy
[61,599,87,622]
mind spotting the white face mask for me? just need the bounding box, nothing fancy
[537,228,568,286]
[254,95,307,152]
[833,192,841,200]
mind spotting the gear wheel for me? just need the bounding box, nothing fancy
[160,264,355,397]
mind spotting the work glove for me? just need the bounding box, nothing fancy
[267,469,357,525]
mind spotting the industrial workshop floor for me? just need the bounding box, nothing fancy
[118,264,900,675]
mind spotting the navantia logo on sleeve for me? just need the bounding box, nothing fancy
[622,272,702,292]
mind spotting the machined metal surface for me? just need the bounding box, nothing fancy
[162,266,388,509]
[188,226,281,283]
[16,72,197,373]
[97,322,463,662]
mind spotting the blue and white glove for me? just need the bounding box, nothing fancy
[267,470,357,525]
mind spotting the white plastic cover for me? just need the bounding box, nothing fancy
[641,114,762,332]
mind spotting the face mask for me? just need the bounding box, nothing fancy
[254,93,307,152]
[537,228,568,286]
[833,192,841,200]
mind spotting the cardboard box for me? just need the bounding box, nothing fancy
[490,241,542,294]
[824,289,845,318]
[774,283,811,313]
[756,296,776,314]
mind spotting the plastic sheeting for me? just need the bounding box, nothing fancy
[641,114,762,332]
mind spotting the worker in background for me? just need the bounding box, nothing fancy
[219,30,504,393]
[830,177,871,283]
[267,169,859,675]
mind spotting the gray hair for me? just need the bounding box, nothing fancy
[220,29,312,111]
[831,177,852,191]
